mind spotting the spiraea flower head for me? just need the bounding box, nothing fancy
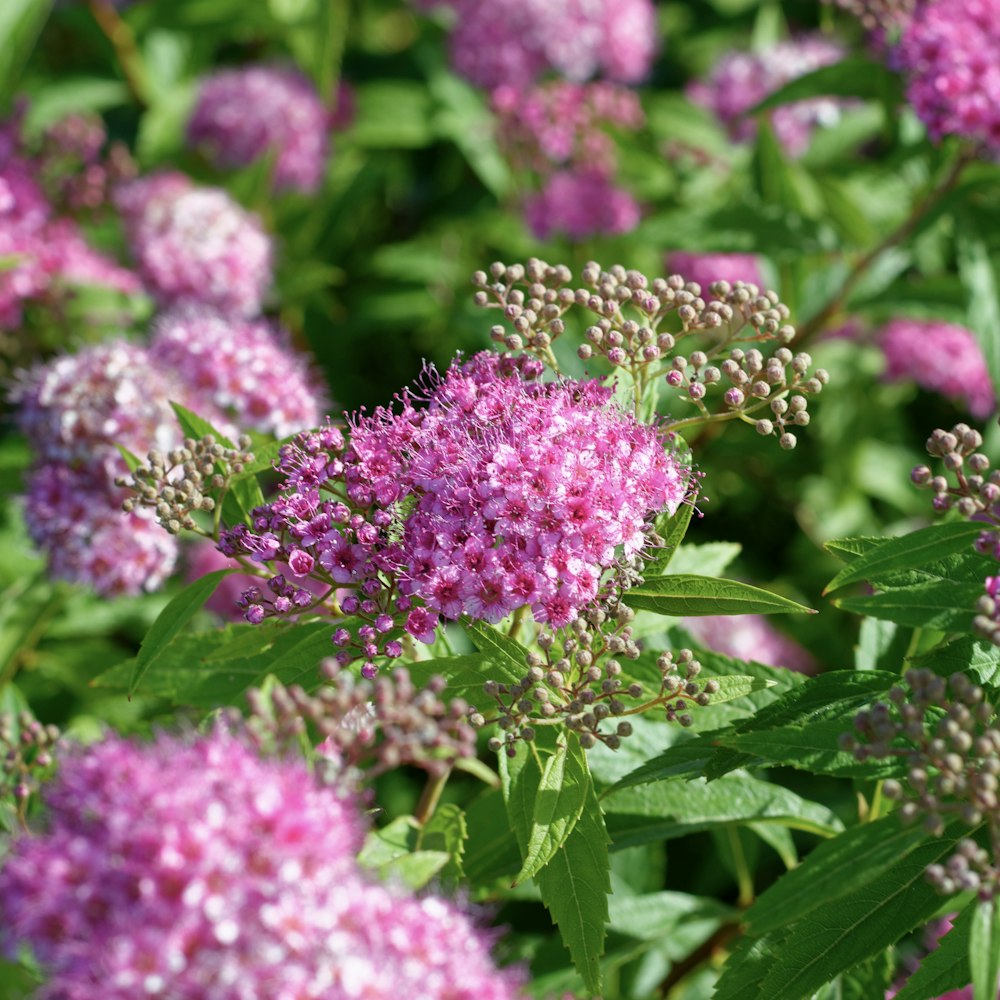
[879,318,995,418]
[688,35,850,157]
[524,168,640,241]
[0,730,525,999]
[187,65,331,194]
[115,171,272,316]
[893,0,1000,157]
[446,0,657,89]
[149,306,328,440]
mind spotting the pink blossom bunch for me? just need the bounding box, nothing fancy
[682,614,817,673]
[115,171,272,316]
[664,252,765,293]
[187,65,331,194]
[878,317,996,418]
[688,36,849,157]
[348,352,689,627]
[524,168,640,241]
[893,0,1000,156]
[0,120,138,331]
[149,306,327,440]
[0,730,524,999]
[444,0,657,89]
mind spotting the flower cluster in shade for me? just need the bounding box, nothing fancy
[187,65,337,194]
[0,731,525,999]
[221,351,690,669]
[681,614,817,674]
[664,252,765,294]
[492,80,644,241]
[115,171,272,316]
[893,0,1000,157]
[427,0,657,90]
[0,111,138,333]
[13,312,325,596]
[878,317,995,418]
[688,35,850,157]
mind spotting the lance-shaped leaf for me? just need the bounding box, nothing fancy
[624,575,814,617]
[835,583,984,632]
[461,617,530,684]
[824,521,984,595]
[749,56,904,114]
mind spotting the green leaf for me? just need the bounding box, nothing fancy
[0,0,51,104]
[463,788,522,884]
[0,957,42,1000]
[460,618,530,684]
[957,233,1000,401]
[702,675,775,705]
[417,803,467,890]
[604,773,843,848]
[357,816,451,890]
[893,902,973,1000]
[971,899,1000,1000]
[643,502,694,574]
[350,81,433,148]
[824,536,887,563]
[127,570,232,698]
[513,738,590,886]
[916,636,1000,688]
[824,522,985,594]
[749,56,904,113]
[116,444,142,474]
[663,541,743,579]
[624,575,814,617]
[835,583,984,632]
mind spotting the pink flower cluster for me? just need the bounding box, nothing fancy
[14,311,326,595]
[524,169,640,241]
[115,171,272,316]
[893,0,1000,156]
[664,252,765,293]
[0,731,524,999]
[0,116,138,331]
[688,35,849,157]
[682,614,817,673]
[878,317,996,418]
[149,307,327,440]
[442,0,657,89]
[187,65,331,194]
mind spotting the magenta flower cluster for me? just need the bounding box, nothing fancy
[893,0,1000,156]
[149,307,327,440]
[688,35,849,157]
[682,614,817,673]
[115,171,272,316]
[878,317,996,418]
[0,731,524,999]
[524,169,640,242]
[440,0,657,90]
[222,352,689,666]
[0,114,138,331]
[664,252,765,294]
[187,65,331,194]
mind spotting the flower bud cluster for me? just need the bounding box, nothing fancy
[0,712,60,813]
[841,668,1000,899]
[471,587,724,755]
[473,258,826,447]
[118,434,254,534]
[242,663,476,784]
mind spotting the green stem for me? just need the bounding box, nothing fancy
[727,825,755,907]
[88,0,150,107]
[794,148,973,345]
[414,766,451,825]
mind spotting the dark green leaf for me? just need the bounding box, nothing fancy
[835,583,983,632]
[824,522,984,595]
[643,502,694,574]
[750,57,904,113]
[624,575,814,617]
[893,902,974,1000]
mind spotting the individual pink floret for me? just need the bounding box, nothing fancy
[688,35,849,157]
[879,317,996,418]
[187,65,331,193]
[116,172,272,317]
[149,306,327,440]
[893,0,1000,156]
[0,730,525,999]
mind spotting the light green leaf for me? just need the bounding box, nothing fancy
[702,675,775,705]
[916,636,1000,688]
[417,803,467,890]
[0,0,51,104]
[624,575,814,617]
[643,502,694,574]
[461,618,530,684]
[835,583,984,632]
[824,522,985,595]
[971,899,1000,1000]
[127,570,232,698]
[957,233,1000,401]
[664,541,743,579]
[513,738,590,886]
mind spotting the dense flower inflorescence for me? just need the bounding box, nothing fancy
[187,65,331,193]
[116,172,272,316]
[688,35,849,156]
[681,614,817,673]
[149,307,327,439]
[879,318,995,419]
[443,0,657,89]
[893,0,1000,156]
[664,252,765,294]
[0,731,524,999]
[524,168,640,240]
